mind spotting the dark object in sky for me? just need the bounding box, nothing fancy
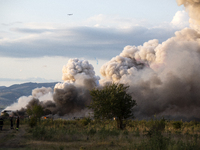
[68,14,73,16]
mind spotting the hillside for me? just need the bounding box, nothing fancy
[0,82,58,106]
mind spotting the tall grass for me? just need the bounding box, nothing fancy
[14,117,200,149]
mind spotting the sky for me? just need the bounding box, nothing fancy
[0,0,189,86]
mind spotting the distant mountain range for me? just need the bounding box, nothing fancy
[0,82,58,107]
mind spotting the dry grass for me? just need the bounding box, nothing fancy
[0,118,199,149]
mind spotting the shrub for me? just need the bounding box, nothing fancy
[147,118,166,137]
[29,117,37,128]
[123,130,129,135]
[88,128,96,135]
[32,126,46,139]
[173,121,183,130]
[135,128,140,137]
[147,132,171,150]
[32,126,55,140]
[98,127,120,139]
[80,117,91,126]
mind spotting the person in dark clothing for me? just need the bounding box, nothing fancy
[10,116,13,129]
[16,116,19,131]
[0,117,3,131]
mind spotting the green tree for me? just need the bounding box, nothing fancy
[27,104,44,122]
[89,83,137,129]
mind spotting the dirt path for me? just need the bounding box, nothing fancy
[0,125,27,148]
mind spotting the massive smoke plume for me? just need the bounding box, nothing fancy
[53,58,99,115]
[99,1,200,120]
[4,1,200,120]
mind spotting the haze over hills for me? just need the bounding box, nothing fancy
[0,82,58,107]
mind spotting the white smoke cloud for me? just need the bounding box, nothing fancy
[5,87,54,111]
[32,87,53,102]
[59,58,100,88]
[100,39,158,82]
[62,58,100,83]
[171,10,189,28]
[5,96,33,111]
[177,0,200,31]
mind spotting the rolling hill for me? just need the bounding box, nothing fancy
[0,82,58,106]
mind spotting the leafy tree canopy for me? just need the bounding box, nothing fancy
[89,83,137,129]
[26,104,44,120]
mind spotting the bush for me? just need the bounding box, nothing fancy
[123,130,129,135]
[80,117,91,126]
[147,118,166,137]
[87,128,96,135]
[32,126,46,139]
[134,132,171,150]
[29,117,37,128]
[147,132,171,150]
[32,125,55,140]
[173,121,183,130]
[98,127,120,139]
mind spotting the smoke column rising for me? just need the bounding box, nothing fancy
[5,59,100,117]
[53,58,100,115]
[4,1,200,120]
[99,1,200,120]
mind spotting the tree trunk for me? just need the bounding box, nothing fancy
[116,118,124,130]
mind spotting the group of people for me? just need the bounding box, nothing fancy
[0,116,19,131]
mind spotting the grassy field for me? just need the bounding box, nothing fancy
[0,117,200,150]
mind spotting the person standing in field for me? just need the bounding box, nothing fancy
[0,116,3,131]
[10,116,13,129]
[16,116,19,131]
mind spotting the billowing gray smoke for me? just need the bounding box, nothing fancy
[53,83,91,115]
[5,87,54,111]
[52,58,99,115]
[4,1,200,120]
[5,58,99,117]
[99,1,200,120]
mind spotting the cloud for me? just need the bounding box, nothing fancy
[1,22,22,26]
[86,14,150,28]
[10,28,52,34]
[0,13,188,59]
[0,77,56,82]
[0,26,179,59]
